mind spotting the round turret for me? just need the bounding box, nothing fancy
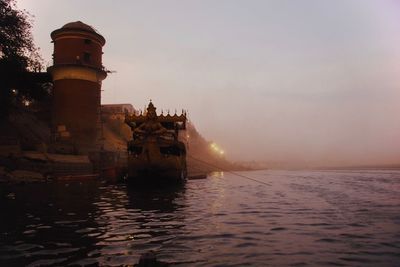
[50,21,105,69]
[48,21,107,148]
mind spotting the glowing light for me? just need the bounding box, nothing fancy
[209,142,225,156]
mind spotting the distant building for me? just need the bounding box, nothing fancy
[101,104,135,121]
[47,21,107,145]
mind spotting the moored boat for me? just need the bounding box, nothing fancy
[125,101,187,184]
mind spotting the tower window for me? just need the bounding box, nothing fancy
[84,39,92,44]
[83,52,91,63]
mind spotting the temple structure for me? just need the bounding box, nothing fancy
[124,101,188,183]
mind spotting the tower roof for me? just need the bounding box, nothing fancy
[51,21,106,45]
[62,21,97,33]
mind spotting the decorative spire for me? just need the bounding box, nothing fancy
[147,100,156,114]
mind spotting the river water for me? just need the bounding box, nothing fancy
[0,170,399,266]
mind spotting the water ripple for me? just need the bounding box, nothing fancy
[0,170,399,266]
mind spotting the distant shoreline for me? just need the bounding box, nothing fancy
[315,165,400,171]
[238,165,400,172]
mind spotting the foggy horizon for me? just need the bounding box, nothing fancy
[18,0,400,166]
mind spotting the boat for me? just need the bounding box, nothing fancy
[124,101,187,184]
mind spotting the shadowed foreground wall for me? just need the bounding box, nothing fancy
[52,79,100,142]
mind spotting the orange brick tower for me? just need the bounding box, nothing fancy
[48,21,107,146]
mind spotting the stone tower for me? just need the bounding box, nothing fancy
[48,21,107,146]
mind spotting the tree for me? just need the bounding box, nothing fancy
[0,0,42,69]
[0,0,48,118]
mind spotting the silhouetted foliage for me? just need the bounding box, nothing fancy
[0,0,49,118]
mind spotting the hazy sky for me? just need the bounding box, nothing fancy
[18,0,400,165]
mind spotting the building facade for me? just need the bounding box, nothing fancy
[101,104,135,121]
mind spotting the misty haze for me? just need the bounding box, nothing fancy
[16,0,400,167]
[1,0,399,266]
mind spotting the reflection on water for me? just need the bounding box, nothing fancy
[0,181,102,266]
[0,170,400,266]
[92,185,187,266]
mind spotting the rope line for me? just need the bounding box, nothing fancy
[187,154,272,186]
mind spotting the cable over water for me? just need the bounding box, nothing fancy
[1,170,399,266]
[187,154,272,186]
